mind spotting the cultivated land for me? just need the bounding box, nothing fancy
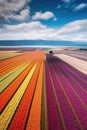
[0,51,23,60]
[0,48,87,130]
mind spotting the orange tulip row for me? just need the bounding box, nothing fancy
[0,51,45,130]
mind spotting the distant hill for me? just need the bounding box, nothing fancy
[0,40,87,48]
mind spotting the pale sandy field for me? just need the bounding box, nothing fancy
[55,54,87,74]
[0,51,24,60]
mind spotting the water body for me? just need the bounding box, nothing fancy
[0,40,87,49]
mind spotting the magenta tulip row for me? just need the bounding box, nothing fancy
[45,55,87,130]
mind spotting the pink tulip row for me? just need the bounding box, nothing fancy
[45,62,62,130]
[54,56,87,106]
[46,55,87,130]
[58,57,87,81]
[47,56,79,130]
[56,57,87,91]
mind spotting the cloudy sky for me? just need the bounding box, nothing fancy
[0,0,87,42]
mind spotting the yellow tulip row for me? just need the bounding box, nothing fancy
[0,63,37,130]
[26,61,44,130]
[0,62,30,93]
[0,61,30,82]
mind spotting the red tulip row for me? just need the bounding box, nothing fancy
[1,51,87,130]
[9,54,44,130]
[0,59,37,112]
[0,50,39,76]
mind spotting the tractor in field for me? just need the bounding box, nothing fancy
[49,50,54,55]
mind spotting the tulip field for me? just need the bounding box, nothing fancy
[0,50,87,130]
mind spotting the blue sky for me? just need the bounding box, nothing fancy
[0,0,87,42]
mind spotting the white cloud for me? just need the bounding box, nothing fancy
[57,1,87,12]
[74,3,87,11]
[57,0,75,12]
[57,5,61,9]
[0,20,87,42]
[58,20,87,34]
[9,8,30,21]
[53,17,58,21]
[32,11,57,21]
[4,21,47,31]
[0,0,31,21]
